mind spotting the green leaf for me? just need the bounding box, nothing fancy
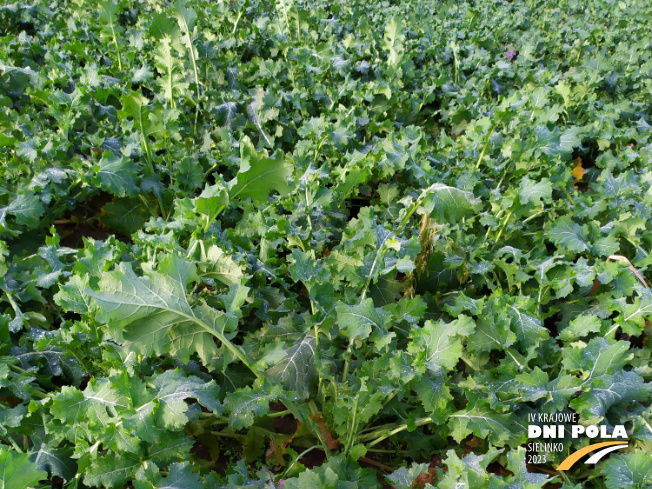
[509,307,548,350]
[153,369,222,428]
[604,451,652,489]
[420,183,479,223]
[559,126,583,152]
[518,176,552,205]
[449,396,525,446]
[283,454,378,489]
[120,91,164,140]
[223,380,284,430]
[444,291,485,316]
[0,449,48,488]
[84,452,141,489]
[385,462,431,489]
[100,197,151,235]
[96,151,139,197]
[98,0,121,29]
[86,254,236,365]
[382,18,405,68]
[149,12,180,40]
[229,138,294,204]
[172,0,197,33]
[119,91,164,163]
[265,333,316,399]
[562,338,630,381]
[336,298,392,342]
[571,370,649,419]
[6,192,45,228]
[409,316,475,373]
[198,244,243,286]
[28,442,77,481]
[414,375,452,420]
[155,462,203,489]
[558,314,602,342]
[547,216,590,253]
[433,449,494,488]
[500,447,553,488]
[153,38,189,106]
[289,249,329,284]
[194,183,229,228]
[0,405,26,436]
[146,432,193,466]
[332,378,385,441]
[467,313,516,354]
[562,338,648,418]
[50,379,128,425]
[592,234,619,257]
[619,288,652,335]
[516,369,581,410]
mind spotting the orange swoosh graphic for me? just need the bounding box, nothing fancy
[556,441,628,470]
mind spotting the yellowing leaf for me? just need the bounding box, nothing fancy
[572,157,587,188]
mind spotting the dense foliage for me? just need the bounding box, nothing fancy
[1,0,652,487]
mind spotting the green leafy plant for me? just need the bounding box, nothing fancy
[1,0,651,487]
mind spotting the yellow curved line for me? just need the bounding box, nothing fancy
[556,441,628,470]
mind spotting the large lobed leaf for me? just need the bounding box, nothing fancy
[229,137,294,204]
[0,449,48,489]
[85,254,237,365]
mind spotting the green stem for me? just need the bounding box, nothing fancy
[138,194,156,219]
[67,349,93,376]
[451,42,459,84]
[1,436,23,453]
[5,292,22,321]
[382,391,397,407]
[523,210,544,223]
[138,133,168,219]
[9,365,26,374]
[282,445,326,478]
[313,136,327,162]
[210,430,246,440]
[459,354,479,370]
[204,163,219,178]
[495,160,512,188]
[485,209,503,240]
[266,409,292,418]
[359,416,433,447]
[180,16,201,136]
[474,121,500,170]
[204,205,225,232]
[344,394,359,456]
[341,340,354,382]
[141,135,154,175]
[505,349,524,369]
[109,22,122,71]
[492,208,514,250]
[232,11,243,34]
[168,67,175,109]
